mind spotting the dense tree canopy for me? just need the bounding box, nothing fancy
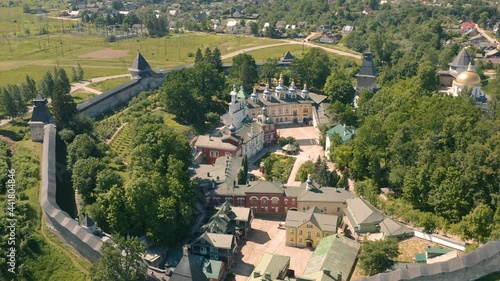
[359,238,400,276]
[290,48,331,92]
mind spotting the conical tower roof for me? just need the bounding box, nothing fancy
[449,47,474,68]
[129,52,152,78]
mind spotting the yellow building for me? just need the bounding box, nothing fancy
[285,207,338,248]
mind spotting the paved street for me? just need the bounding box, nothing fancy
[231,218,314,281]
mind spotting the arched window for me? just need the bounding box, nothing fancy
[262,197,268,205]
[271,197,279,205]
[250,197,258,206]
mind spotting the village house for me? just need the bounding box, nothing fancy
[190,232,238,267]
[285,207,338,248]
[170,246,225,281]
[248,253,290,281]
[324,124,356,159]
[201,201,254,237]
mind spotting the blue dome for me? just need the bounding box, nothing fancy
[229,124,236,132]
[264,88,270,95]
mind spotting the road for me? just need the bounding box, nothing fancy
[221,39,361,60]
[475,25,499,46]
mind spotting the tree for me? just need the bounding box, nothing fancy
[140,8,168,37]
[72,157,104,204]
[290,48,331,91]
[323,72,355,104]
[415,61,437,94]
[359,238,400,276]
[77,62,84,80]
[194,48,204,64]
[111,0,123,10]
[250,21,259,36]
[0,84,25,118]
[67,134,102,170]
[72,67,78,82]
[230,54,258,92]
[39,70,54,98]
[260,58,278,86]
[459,204,494,243]
[209,47,223,73]
[50,67,77,128]
[91,237,146,281]
[21,74,37,101]
[419,212,438,233]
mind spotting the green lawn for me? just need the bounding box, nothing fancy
[0,114,31,141]
[261,153,296,182]
[87,77,131,92]
[71,89,97,104]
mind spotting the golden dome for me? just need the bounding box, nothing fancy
[455,70,481,86]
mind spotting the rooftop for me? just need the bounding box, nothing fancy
[285,207,338,233]
[248,252,290,281]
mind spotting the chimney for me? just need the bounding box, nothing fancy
[182,245,189,257]
[253,271,261,278]
[207,172,211,177]
[337,271,343,281]
[322,267,331,276]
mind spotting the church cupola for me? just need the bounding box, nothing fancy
[230,84,238,103]
[301,84,309,99]
[288,80,297,99]
[251,87,258,102]
[275,73,286,99]
[263,84,271,101]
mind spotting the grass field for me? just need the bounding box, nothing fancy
[0,113,31,141]
[87,77,131,92]
[71,89,97,104]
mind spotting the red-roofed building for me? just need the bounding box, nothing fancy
[461,22,477,33]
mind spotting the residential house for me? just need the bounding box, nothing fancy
[170,246,225,281]
[276,21,287,30]
[248,253,290,281]
[341,197,385,239]
[190,232,238,266]
[285,207,338,248]
[318,33,342,44]
[295,179,354,216]
[202,201,254,237]
[461,21,477,33]
[379,187,395,200]
[342,25,354,34]
[324,124,356,159]
[362,8,374,15]
[300,234,361,281]
[470,34,489,46]
[378,217,413,239]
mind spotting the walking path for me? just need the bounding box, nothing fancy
[70,73,132,94]
[476,25,499,45]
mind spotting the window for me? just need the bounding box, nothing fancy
[291,237,294,241]
[210,247,217,253]
[307,224,312,228]
[317,232,320,237]
[337,207,341,212]
[250,198,258,206]
[200,239,205,244]
[275,207,278,212]
[299,238,302,242]
[299,230,302,235]
[225,152,232,156]
[302,207,306,211]
[284,199,288,205]
[272,197,279,205]
[264,207,268,212]
[262,198,268,205]
[210,255,219,260]
[308,232,311,239]
[210,150,219,158]
[292,199,295,204]
[290,228,294,234]
[200,247,207,254]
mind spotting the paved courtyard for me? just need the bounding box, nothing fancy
[277,124,324,186]
[231,218,314,281]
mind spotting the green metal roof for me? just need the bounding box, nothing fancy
[326,124,356,143]
[425,247,452,255]
[303,235,361,278]
[415,253,427,263]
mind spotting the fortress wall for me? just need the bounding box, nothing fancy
[40,124,104,262]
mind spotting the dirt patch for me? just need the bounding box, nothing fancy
[0,135,16,153]
[79,48,129,59]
